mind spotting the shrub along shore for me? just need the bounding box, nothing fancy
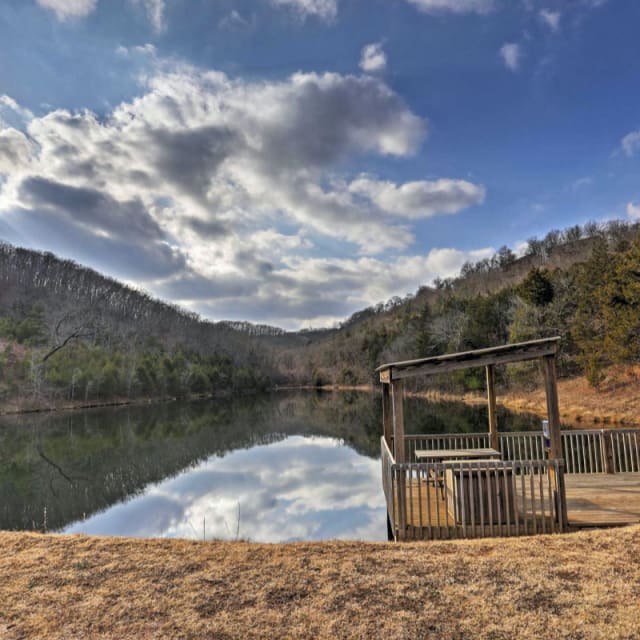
[405,364,640,427]
[2,364,639,427]
[0,527,639,639]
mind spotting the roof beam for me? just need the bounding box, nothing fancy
[379,339,559,382]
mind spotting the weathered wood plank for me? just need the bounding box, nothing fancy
[565,473,640,526]
[389,347,559,380]
[391,380,405,464]
[543,355,562,460]
[486,364,498,451]
[603,432,615,474]
[376,337,560,380]
[382,383,392,450]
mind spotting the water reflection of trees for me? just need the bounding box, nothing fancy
[0,391,540,532]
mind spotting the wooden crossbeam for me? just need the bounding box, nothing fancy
[378,337,559,382]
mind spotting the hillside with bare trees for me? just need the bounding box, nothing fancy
[2,218,640,410]
[0,243,275,409]
[271,219,640,391]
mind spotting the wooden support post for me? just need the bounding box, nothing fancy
[486,364,498,452]
[391,380,405,463]
[382,383,392,450]
[602,430,615,474]
[542,355,562,460]
[391,379,406,539]
[542,354,567,527]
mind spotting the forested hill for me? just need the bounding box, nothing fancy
[272,219,640,390]
[2,218,640,409]
[0,242,275,408]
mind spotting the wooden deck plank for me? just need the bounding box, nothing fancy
[565,473,640,526]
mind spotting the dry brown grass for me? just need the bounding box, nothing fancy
[408,366,640,427]
[1,527,640,639]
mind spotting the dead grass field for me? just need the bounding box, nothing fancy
[406,365,640,427]
[1,527,639,639]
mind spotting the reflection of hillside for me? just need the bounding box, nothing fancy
[0,391,541,532]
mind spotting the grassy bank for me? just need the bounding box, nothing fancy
[403,366,640,427]
[1,527,639,639]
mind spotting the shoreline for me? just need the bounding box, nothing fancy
[2,370,638,427]
[0,389,258,418]
[310,374,640,427]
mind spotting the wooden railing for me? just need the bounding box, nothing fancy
[403,428,640,474]
[382,438,566,541]
[381,436,395,529]
[605,429,640,473]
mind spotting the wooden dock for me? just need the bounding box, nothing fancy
[377,339,640,541]
[565,472,640,527]
[393,472,640,539]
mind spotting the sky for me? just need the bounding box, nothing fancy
[1,0,640,329]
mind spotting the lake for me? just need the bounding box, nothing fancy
[0,390,542,542]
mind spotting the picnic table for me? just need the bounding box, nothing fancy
[413,448,501,463]
[413,448,503,498]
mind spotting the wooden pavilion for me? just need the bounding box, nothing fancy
[377,336,640,541]
[377,337,567,541]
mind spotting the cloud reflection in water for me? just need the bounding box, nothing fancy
[64,435,387,542]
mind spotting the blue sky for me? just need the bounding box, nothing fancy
[1,0,639,328]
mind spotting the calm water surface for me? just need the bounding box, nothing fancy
[0,391,541,542]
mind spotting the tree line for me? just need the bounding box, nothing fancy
[1,217,639,407]
[275,219,640,390]
[0,243,273,406]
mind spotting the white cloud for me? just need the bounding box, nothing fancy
[349,177,485,218]
[627,202,640,220]
[0,95,34,129]
[539,9,560,31]
[129,0,166,33]
[219,10,255,32]
[500,43,521,71]
[359,43,387,74]
[0,129,34,174]
[269,0,338,21]
[405,0,494,14]
[0,61,489,328]
[185,245,495,328]
[571,176,592,191]
[36,0,97,20]
[37,0,165,30]
[621,130,640,157]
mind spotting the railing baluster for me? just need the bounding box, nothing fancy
[528,463,537,535]
[417,466,424,538]
[468,465,476,538]
[479,463,486,537]
[425,465,432,539]
[503,463,512,537]
[518,462,525,534]
[623,433,631,473]
[459,463,467,539]
[615,432,622,473]
[538,464,546,534]
[408,465,415,540]
[435,463,442,538]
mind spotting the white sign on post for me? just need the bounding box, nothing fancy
[542,419,550,451]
